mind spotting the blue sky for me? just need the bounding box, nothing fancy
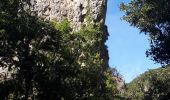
[105,0,160,83]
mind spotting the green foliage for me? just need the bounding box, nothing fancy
[120,1,170,98]
[120,0,170,65]
[103,69,119,99]
[51,18,71,33]
[0,0,118,99]
[124,66,170,100]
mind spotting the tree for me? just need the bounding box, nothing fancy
[0,0,71,99]
[120,0,170,65]
[124,66,170,100]
[0,0,117,99]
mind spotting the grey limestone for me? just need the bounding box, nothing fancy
[30,0,107,31]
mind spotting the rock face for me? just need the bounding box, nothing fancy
[112,76,125,94]
[30,0,107,31]
[0,0,109,82]
[29,0,109,67]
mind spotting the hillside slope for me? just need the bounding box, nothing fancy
[124,66,170,100]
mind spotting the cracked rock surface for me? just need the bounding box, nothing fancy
[30,0,107,31]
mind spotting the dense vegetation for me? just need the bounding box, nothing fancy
[120,0,170,65]
[120,0,170,99]
[0,0,119,99]
[124,66,170,100]
[1,0,170,99]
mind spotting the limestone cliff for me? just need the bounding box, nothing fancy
[29,0,109,67]
[0,0,109,82]
[30,0,107,31]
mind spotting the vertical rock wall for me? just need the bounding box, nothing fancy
[30,0,109,67]
[30,0,107,31]
[0,0,109,82]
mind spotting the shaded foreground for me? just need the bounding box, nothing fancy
[0,0,121,99]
